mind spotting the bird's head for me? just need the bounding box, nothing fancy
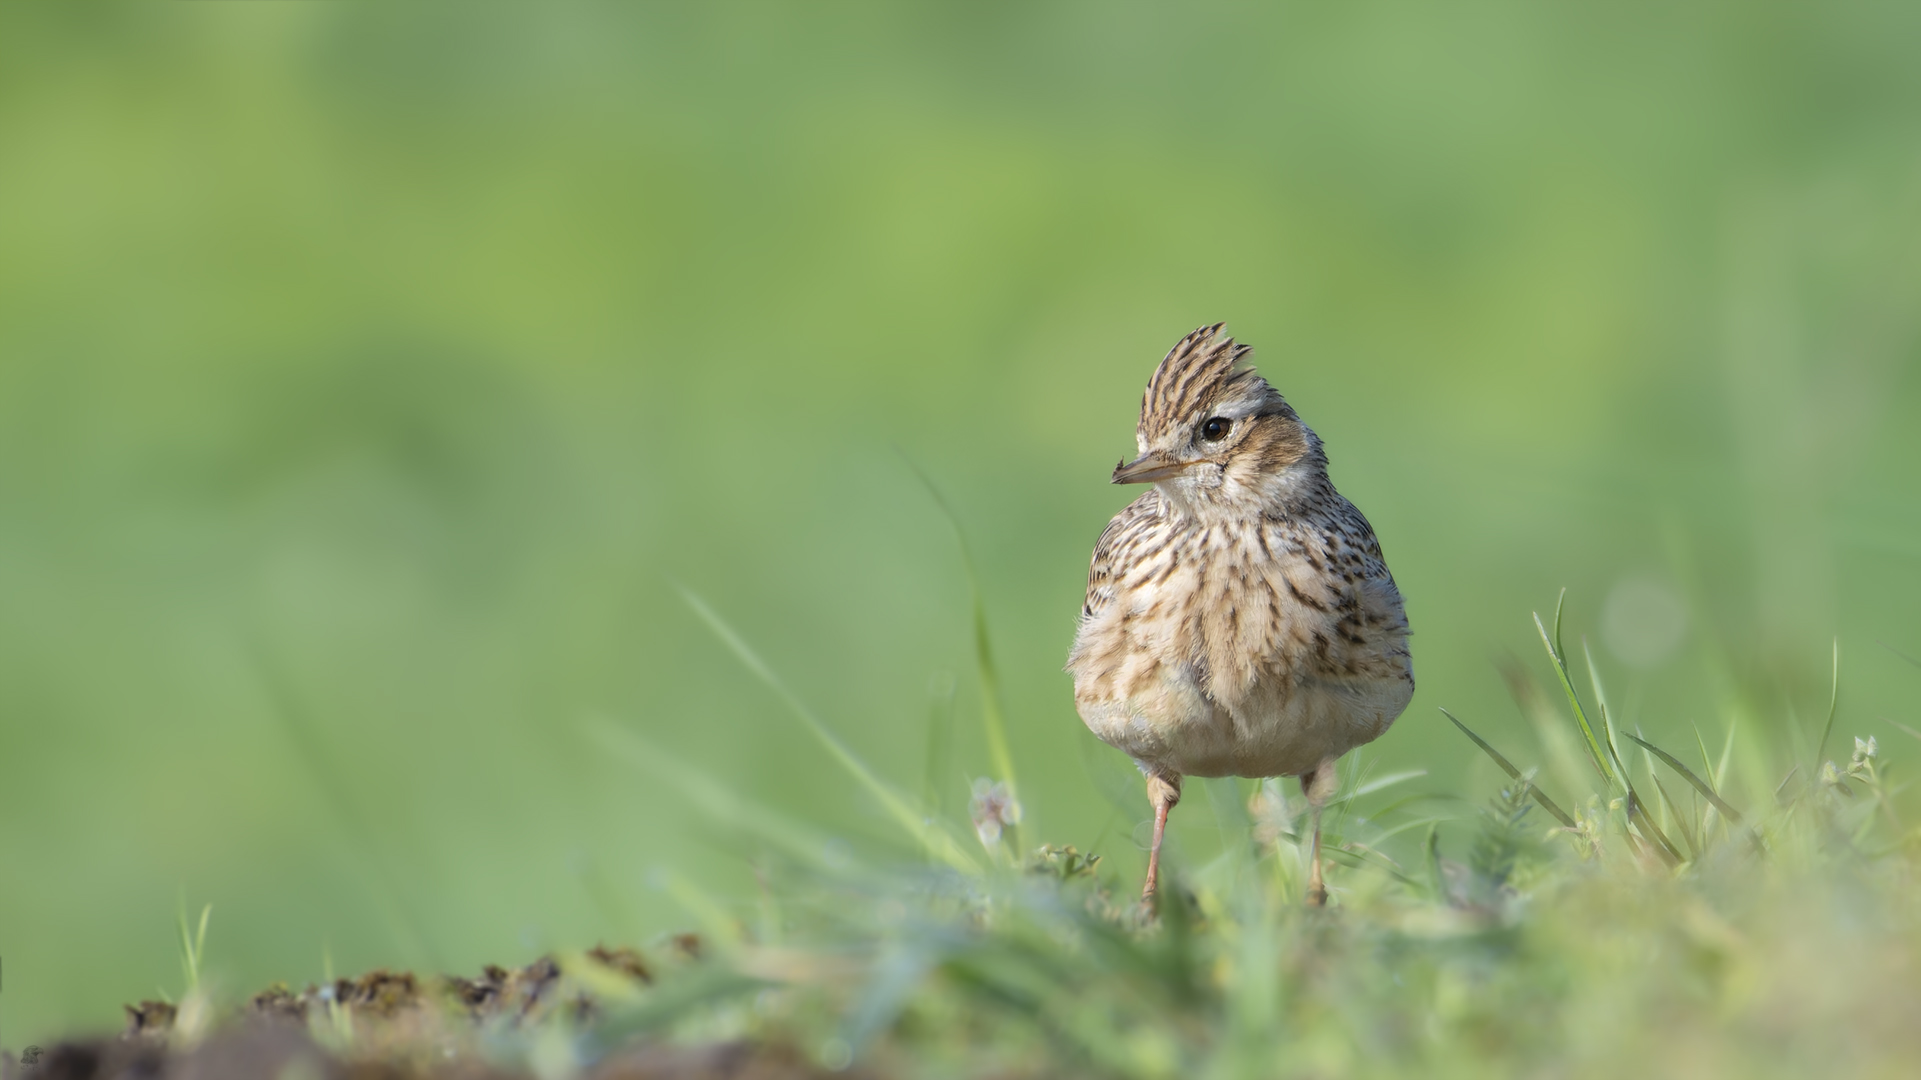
[1111,324,1326,517]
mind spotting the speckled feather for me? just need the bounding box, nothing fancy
[1066,325,1413,786]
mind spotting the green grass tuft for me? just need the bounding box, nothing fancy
[141,595,1921,1078]
[564,594,1921,1076]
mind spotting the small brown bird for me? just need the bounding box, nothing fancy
[1066,325,1413,905]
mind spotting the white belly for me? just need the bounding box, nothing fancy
[1077,663,1411,779]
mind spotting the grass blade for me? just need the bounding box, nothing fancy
[1633,805,1685,865]
[1424,824,1444,903]
[248,641,434,969]
[1775,764,1801,804]
[675,588,981,874]
[1879,638,1921,669]
[1371,815,1468,845]
[1325,769,1429,814]
[1439,708,1575,828]
[1815,638,1841,765]
[1883,716,1921,744]
[176,896,211,995]
[1716,719,1738,797]
[1535,592,1617,788]
[1615,786,1682,866]
[1694,724,1731,842]
[586,718,847,871]
[1692,724,1718,791]
[1348,769,1428,799]
[1644,771,1697,859]
[902,455,1022,845]
[1322,845,1424,890]
[1623,733,1746,825]
[1532,597,1677,863]
[1583,639,1630,779]
[1368,793,1472,821]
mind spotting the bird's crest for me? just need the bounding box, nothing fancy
[1138,324,1279,437]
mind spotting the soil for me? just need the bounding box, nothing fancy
[5,943,864,1080]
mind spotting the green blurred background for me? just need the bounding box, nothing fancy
[3,1,1919,1044]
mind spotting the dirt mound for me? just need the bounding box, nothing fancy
[15,1025,845,1080]
[10,942,861,1080]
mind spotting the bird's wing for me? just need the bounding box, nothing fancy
[1282,496,1411,683]
[1082,488,1164,622]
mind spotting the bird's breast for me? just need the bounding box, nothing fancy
[1069,513,1412,778]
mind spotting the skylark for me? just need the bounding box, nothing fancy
[1066,325,1413,905]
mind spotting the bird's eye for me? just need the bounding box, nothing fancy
[1199,416,1230,442]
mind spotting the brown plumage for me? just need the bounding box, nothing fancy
[1066,324,1413,905]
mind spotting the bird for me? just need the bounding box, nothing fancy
[1065,324,1413,906]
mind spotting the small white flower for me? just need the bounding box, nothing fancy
[969,778,1022,847]
[1846,736,1879,781]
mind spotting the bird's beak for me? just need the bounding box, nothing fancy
[1111,451,1188,485]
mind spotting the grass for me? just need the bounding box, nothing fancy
[562,591,1921,1078]
[104,586,1920,1080]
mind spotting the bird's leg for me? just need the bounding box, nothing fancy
[1142,772,1182,904]
[1301,758,1339,907]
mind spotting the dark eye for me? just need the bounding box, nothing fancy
[1199,416,1230,442]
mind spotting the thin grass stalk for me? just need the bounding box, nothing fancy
[1423,825,1444,903]
[177,897,210,997]
[1535,593,1617,788]
[672,590,981,874]
[902,455,1023,848]
[1322,845,1424,890]
[1583,640,1634,782]
[1692,725,1728,842]
[1370,815,1465,845]
[1693,725,1718,790]
[1645,772,1698,858]
[587,718,851,871]
[1624,733,1746,825]
[1715,719,1740,820]
[1814,638,1841,766]
[1534,597,1681,864]
[249,641,435,969]
[1884,716,1921,744]
[1626,786,1685,866]
[1439,708,1575,827]
[1630,728,1694,854]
